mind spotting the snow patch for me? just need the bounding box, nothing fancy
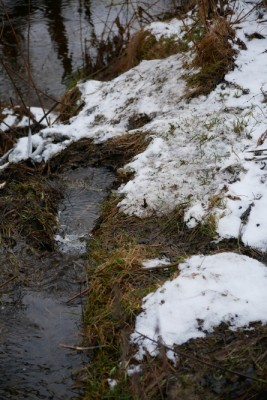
[132,252,267,359]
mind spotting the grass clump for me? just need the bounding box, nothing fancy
[0,163,62,250]
[99,29,189,79]
[83,199,165,398]
[185,16,236,97]
[57,86,84,123]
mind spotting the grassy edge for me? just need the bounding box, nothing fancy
[83,190,267,399]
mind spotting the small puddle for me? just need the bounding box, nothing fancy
[0,166,115,399]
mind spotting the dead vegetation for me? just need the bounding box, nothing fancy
[86,28,189,82]
[186,17,236,97]
[0,162,62,250]
[80,164,267,399]
[56,86,84,123]
[128,322,267,399]
[1,2,267,398]
[2,119,267,399]
[48,130,150,173]
[106,29,188,78]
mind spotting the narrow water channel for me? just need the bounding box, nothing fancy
[0,166,115,399]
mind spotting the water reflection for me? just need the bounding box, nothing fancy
[0,0,177,106]
[42,0,72,79]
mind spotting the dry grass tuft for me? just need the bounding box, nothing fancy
[82,189,242,398]
[0,162,62,250]
[92,28,188,80]
[185,16,236,97]
[57,86,84,122]
[115,29,155,73]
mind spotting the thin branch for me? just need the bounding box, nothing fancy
[59,343,106,351]
[65,287,90,304]
[0,275,17,289]
[135,331,267,384]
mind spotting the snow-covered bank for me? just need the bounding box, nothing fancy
[132,252,267,358]
[1,0,267,358]
[2,1,267,248]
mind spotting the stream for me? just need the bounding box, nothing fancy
[0,0,178,398]
[0,167,115,399]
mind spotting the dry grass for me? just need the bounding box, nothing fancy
[127,322,267,399]
[82,186,267,399]
[84,26,190,81]
[185,16,236,97]
[113,29,187,75]
[48,130,151,174]
[57,86,84,122]
[0,162,62,250]
[0,129,150,253]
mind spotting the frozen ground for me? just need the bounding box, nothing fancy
[1,0,267,357]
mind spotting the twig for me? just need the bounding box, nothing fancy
[0,148,13,165]
[246,148,267,153]
[142,262,179,271]
[135,331,267,384]
[0,275,17,289]
[65,287,90,304]
[32,101,59,128]
[0,59,30,114]
[59,343,106,351]
[245,156,267,161]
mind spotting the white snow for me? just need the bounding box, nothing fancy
[132,252,267,358]
[54,233,88,255]
[142,258,170,269]
[127,364,142,376]
[3,0,265,243]
[107,378,117,389]
[0,106,57,132]
[2,0,267,355]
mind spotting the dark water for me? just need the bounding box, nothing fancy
[0,0,177,106]
[0,166,115,399]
